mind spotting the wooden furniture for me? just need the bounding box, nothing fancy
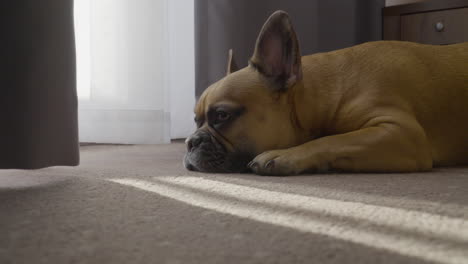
[383,0,468,44]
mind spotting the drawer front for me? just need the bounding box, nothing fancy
[401,8,468,45]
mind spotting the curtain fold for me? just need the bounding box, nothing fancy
[0,0,79,169]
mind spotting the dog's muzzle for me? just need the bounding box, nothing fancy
[184,130,250,173]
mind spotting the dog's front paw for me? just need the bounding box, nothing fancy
[248,150,301,176]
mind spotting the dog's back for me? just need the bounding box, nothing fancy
[302,41,468,166]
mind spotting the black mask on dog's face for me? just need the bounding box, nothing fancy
[184,129,253,173]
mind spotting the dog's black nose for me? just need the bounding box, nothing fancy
[186,133,203,152]
[185,162,197,171]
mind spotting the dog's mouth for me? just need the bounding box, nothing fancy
[184,130,252,173]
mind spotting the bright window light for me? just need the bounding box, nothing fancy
[74,0,91,99]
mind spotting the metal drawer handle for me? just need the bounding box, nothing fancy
[435,22,445,32]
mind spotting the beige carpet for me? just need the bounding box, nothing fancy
[1,142,467,264]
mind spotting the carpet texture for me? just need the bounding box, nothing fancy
[1,143,467,264]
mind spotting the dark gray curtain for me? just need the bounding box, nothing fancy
[195,0,385,97]
[0,0,79,169]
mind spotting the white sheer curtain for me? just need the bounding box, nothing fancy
[74,0,195,144]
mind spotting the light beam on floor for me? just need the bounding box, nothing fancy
[108,177,468,264]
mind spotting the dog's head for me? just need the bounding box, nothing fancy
[184,11,304,173]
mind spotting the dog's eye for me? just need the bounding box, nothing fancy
[215,111,231,123]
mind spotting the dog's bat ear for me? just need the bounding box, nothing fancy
[249,10,302,91]
[226,49,238,75]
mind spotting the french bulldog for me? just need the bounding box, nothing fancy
[184,10,468,175]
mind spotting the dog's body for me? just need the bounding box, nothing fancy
[184,11,468,175]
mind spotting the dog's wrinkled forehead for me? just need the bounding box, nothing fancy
[194,81,220,120]
[195,67,266,117]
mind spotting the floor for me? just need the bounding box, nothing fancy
[0,143,467,264]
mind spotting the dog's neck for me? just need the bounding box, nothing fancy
[293,53,350,140]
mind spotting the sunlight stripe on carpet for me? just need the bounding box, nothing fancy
[108,177,468,264]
